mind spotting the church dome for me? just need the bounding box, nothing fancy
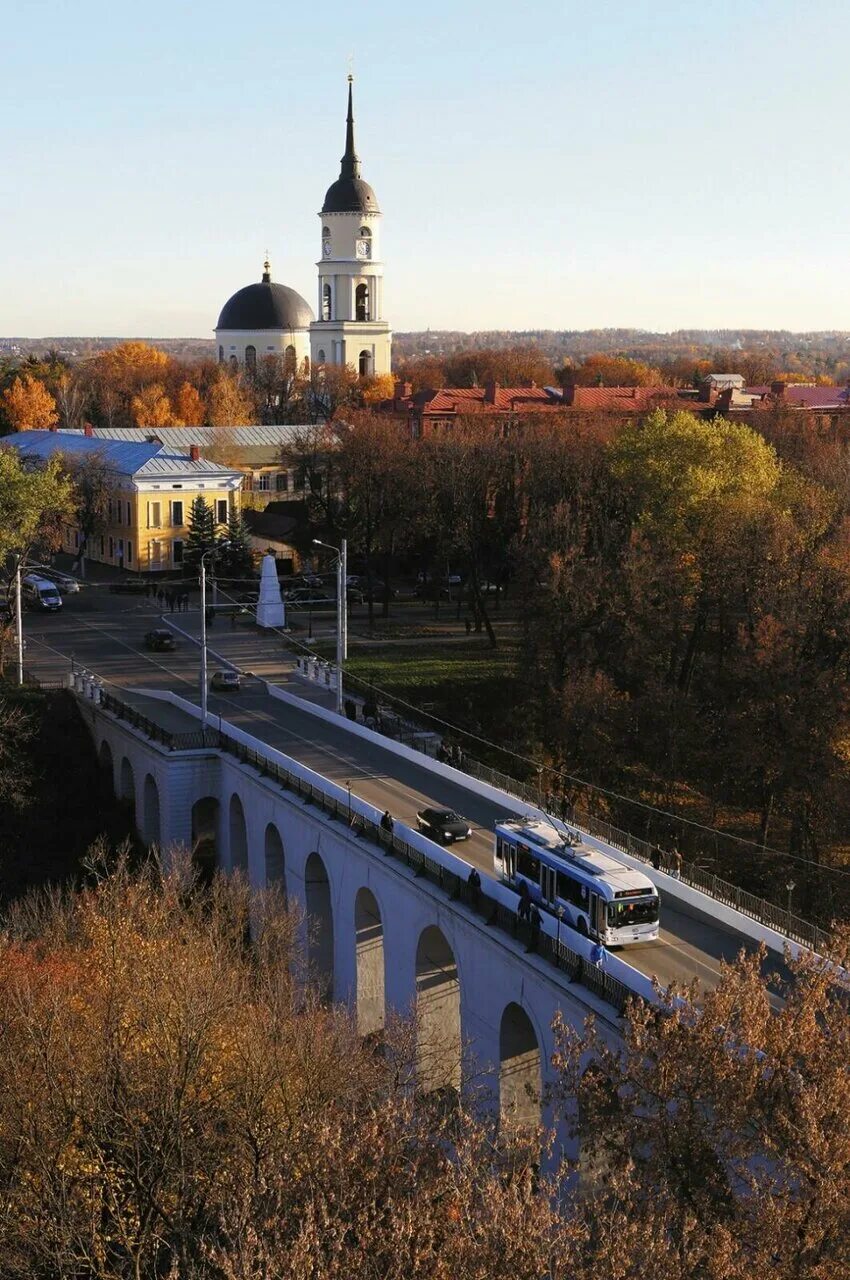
[216,267,314,331]
[322,175,380,215]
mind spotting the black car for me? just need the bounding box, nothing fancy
[144,629,177,652]
[416,806,472,844]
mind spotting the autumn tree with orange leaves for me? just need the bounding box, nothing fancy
[1,373,59,431]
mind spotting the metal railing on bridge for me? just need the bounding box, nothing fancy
[95,688,638,1016]
[464,757,831,954]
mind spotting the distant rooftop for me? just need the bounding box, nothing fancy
[4,431,243,481]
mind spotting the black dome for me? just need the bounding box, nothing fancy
[216,279,314,331]
[322,176,380,214]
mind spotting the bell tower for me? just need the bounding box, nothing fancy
[309,77,392,378]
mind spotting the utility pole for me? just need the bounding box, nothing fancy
[313,537,347,715]
[200,554,208,728]
[15,560,24,687]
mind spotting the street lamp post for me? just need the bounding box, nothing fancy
[14,560,24,687]
[312,537,347,715]
[786,879,796,917]
[200,541,229,730]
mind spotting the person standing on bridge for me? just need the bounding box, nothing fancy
[651,846,663,872]
[669,846,682,879]
[517,879,531,922]
[527,903,542,952]
[380,810,394,834]
[590,940,606,969]
[467,866,481,908]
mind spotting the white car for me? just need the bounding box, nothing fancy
[29,565,81,594]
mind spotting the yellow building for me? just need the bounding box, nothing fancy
[8,430,244,573]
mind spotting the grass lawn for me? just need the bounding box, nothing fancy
[342,639,525,749]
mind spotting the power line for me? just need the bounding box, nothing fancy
[208,579,850,883]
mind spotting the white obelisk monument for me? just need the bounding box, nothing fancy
[256,554,286,628]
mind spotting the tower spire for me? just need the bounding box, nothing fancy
[340,74,361,180]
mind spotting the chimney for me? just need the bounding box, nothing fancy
[83,423,93,437]
[771,380,786,398]
[189,444,200,461]
[484,380,499,405]
[560,384,576,407]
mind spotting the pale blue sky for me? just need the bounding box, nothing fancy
[2,0,849,337]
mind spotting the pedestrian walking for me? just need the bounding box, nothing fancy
[168,590,175,613]
[527,904,542,952]
[651,845,662,872]
[205,607,215,628]
[517,879,531,922]
[230,608,238,627]
[590,940,606,969]
[182,591,190,612]
[670,846,682,879]
[380,810,394,834]
[467,866,481,907]
[464,616,471,636]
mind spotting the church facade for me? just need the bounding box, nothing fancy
[215,79,391,377]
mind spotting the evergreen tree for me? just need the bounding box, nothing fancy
[218,508,256,581]
[183,496,216,573]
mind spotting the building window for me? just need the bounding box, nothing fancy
[256,473,270,491]
[358,349,372,378]
[355,283,370,322]
[284,344,297,371]
[126,501,131,525]
[171,500,184,527]
[108,537,114,560]
[148,501,161,529]
[216,499,228,525]
[317,348,326,364]
[275,472,289,492]
[359,226,371,238]
[322,282,332,321]
[127,541,133,564]
[322,226,330,238]
[218,345,224,363]
[229,355,238,370]
[245,344,257,372]
[100,537,104,556]
[173,540,184,566]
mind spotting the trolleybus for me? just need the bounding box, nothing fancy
[495,818,660,946]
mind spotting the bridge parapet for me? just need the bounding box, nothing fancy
[88,686,650,1017]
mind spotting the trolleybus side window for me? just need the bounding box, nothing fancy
[516,843,539,882]
[557,870,588,910]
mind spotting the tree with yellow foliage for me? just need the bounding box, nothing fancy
[131,383,178,429]
[174,380,205,427]
[207,370,255,427]
[360,372,396,405]
[1,373,59,431]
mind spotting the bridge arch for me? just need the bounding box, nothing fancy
[119,757,135,822]
[142,774,161,847]
[228,793,249,876]
[354,886,385,1038]
[98,739,114,787]
[264,823,286,902]
[305,851,333,1001]
[499,1001,541,1132]
[415,925,461,1095]
[191,796,219,885]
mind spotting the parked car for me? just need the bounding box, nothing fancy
[210,669,241,692]
[416,806,472,844]
[144,629,177,652]
[109,579,148,595]
[29,565,82,594]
